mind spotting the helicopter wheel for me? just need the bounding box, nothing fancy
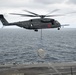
[58,27,60,30]
[34,29,38,32]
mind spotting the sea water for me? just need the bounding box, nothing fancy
[0,28,76,64]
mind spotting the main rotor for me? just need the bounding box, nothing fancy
[10,9,76,19]
[10,9,63,19]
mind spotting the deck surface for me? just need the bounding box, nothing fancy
[0,62,76,75]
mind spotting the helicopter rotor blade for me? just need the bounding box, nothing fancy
[45,11,76,17]
[64,11,76,15]
[10,13,37,17]
[10,13,64,18]
[49,9,60,14]
[45,9,60,16]
[10,10,76,18]
[23,10,39,17]
[45,14,64,17]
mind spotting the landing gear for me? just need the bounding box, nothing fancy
[34,29,38,32]
[58,27,60,30]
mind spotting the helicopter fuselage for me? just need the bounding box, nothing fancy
[9,18,61,31]
[0,14,61,31]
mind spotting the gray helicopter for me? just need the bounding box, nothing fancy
[0,9,70,32]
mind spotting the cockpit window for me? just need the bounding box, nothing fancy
[55,20,60,25]
[51,19,54,25]
[41,19,54,23]
[55,20,59,23]
[41,20,50,23]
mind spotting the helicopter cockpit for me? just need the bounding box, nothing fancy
[55,20,60,25]
[41,18,54,25]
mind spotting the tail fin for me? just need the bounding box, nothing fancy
[0,14,8,25]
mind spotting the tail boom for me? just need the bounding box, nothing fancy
[0,14,9,26]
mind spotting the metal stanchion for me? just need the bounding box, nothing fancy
[71,67,73,75]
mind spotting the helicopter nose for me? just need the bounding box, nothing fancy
[58,23,60,26]
[58,23,61,28]
[60,24,61,28]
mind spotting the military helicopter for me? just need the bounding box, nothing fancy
[0,9,70,32]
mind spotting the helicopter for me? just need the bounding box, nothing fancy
[0,9,70,32]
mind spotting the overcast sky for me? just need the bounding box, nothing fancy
[0,0,76,28]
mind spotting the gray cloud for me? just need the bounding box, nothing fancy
[0,0,76,28]
[0,0,50,10]
[0,0,70,8]
[0,0,76,11]
[33,0,63,4]
[68,0,76,4]
[0,0,32,8]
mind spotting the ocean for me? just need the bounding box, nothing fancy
[0,28,76,64]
